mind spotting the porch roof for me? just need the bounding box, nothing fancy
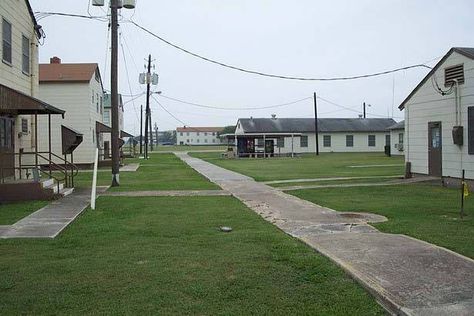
[0,84,65,116]
[96,121,134,138]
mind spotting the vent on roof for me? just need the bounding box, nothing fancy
[445,64,464,87]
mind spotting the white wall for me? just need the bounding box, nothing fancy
[177,131,222,145]
[0,0,39,169]
[404,51,474,179]
[37,78,105,165]
[245,132,390,154]
[390,129,404,156]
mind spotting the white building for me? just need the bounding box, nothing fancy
[399,47,474,182]
[37,57,105,167]
[102,93,125,158]
[1,1,68,201]
[176,127,224,145]
[388,121,404,156]
[229,117,395,156]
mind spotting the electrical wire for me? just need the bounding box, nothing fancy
[119,29,140,123]
[130,20,432,81]
[158,94,312,110]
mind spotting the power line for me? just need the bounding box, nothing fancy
[158,94,312,110]
[130,20,432,81]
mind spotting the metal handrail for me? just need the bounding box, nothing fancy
[0,151,79,190]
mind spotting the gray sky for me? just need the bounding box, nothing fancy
[30,0,474,134]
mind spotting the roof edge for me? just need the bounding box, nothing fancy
[398,47,474,110]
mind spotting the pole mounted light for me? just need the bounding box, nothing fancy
[91,0,135,187]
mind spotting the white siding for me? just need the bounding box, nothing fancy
[37,78,105,165]
[390,129,404,156]
[241,132,390,154]
[0,0,39,168]
[404,51,474,179]
[176,130,222,145]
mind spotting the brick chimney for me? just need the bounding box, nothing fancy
[50,56,61,64]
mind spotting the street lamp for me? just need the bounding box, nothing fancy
[91,0,135,187]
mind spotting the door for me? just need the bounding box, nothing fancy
[265,140,274,154]
[104,141,110,159]
[0,116,15,179]
[428,122,442,176]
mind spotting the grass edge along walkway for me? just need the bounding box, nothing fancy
[0,195,384,315]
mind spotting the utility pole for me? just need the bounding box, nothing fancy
[314,92,319,156]
[110,0,120,186]
[144,54,151,159]
[149,112,154,151]
[154,123,159,148]
[363,102,366,118]
[139,104,143,156]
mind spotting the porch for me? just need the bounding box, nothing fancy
[0,83,78,201]
[221,133,302,158]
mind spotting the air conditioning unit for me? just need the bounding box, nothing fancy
[397,144,404,151]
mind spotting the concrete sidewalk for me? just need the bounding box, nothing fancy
[0,188,103,239]
[102,190,231,197]
[175,152,474,316]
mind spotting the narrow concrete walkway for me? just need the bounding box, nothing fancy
[263,175,403,184]
[175,152,474,316]
[0,188,103,239]
[102,190,231,197]
[277,176,439,191]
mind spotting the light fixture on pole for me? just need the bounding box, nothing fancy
[91,0,135,187]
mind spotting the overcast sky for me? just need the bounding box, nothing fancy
[30,0,474,134]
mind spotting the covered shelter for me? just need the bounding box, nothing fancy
[1,83,65,182]
[221,132,302,158]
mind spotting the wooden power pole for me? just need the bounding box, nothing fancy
[139,104,143,156]
[144,54,151,159]
[110,0,120,186]
[314,92,319,156]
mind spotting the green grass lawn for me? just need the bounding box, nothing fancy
[69,153,218,191]
[0,200,48,225]
[191,152,404,181]
[291,184,474,259]
[153,145,227,152]
[0,196,383,315]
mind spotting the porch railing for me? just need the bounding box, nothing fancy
[0,151,79,193]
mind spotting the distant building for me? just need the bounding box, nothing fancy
[102,93,124,158]
[225,117,396,157]
[387,121,404,156]
[399,47,474,181]
[176,127,224,145]
[37,57,105,167]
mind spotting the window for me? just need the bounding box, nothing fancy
[468,107,474,154]
[92,92,94,104]
[100,96,103,114]
[385,134,391,146]
[204,139,208,143]
[96,93,99,112]
[368,135,376,147]
[277,138,284,148]
[186,139,189,143]
[21,119,28,133]
[2,19,12,64]
[204,132,208,136]
[399,133,404,144]
[22,36,30,74]
[180,132,183,136]
[300,135,308,147]
[323,135,331,147]
[197,132,200,136]
[212,132,216,136]
[346,135,353,147]
[103,111,110,125]
[186,132,189,136]
[212,139,215,143]
[197,139,200,143]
